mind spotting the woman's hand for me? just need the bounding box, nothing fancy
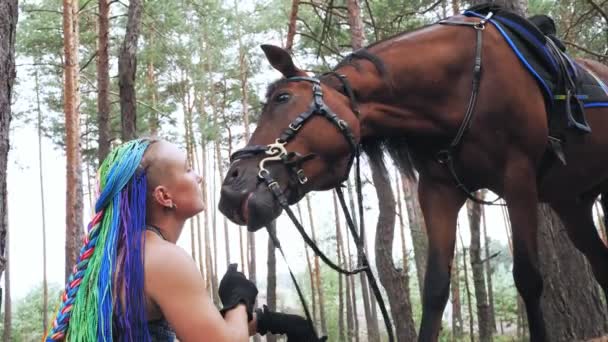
[218,263,258,321]
[255,305,327,342]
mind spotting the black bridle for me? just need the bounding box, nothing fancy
[230,74,395,341]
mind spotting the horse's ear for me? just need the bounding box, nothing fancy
[260,44,305,78]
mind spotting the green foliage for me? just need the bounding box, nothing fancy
[0,283,62,342]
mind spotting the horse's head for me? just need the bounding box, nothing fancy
[219,44,361,231]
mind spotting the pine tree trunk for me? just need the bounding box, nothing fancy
[345,229,360,342]
[467,200,492,342]
[481,207,497,332]
[0,0,16,313]
[394,171,408,280]
[451,246,463,340]
[332,193,346,342]
[285,0,299,52]
[345,5,381,335]
[118,0,142,141]
[215,138,231,266]
[401,174,428,298]
[537,205,608,341]
[145,35,158,136]
[347,0,365,49]
[97,0,111,163]
[266,222,277,342]
[452,0,460,15]
[35,68,49,334]
[2,225,10,342]
[460,238,475,342]
[296,203,318,324]
[369,160,417,341]
[63,0,84,282]
[306,195,327,335]
[234,2,257,302]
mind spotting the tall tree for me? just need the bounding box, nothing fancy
[346,4,380,339]
[401,174,428,297]
[266,222,277,342]
[97,0,110,163]
[63,0,84,282]
[481,205,497,332]
[118,0,142,140]
[234,0,257,294]
[2,224,10,342]
[451,244,463,341]
[285,0,300,52]
[467,200,492,342]
[35,68,49,334]
[537,206,608,341]
[0,0,17,310]
[306,195,327,335]
[369,158,417,341]
[331,192,345,342]
[460,238,475,342]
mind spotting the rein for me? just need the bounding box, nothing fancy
[230,74,395,341]
[439,12,506,206]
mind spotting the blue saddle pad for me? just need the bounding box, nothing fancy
[463,5,608,132]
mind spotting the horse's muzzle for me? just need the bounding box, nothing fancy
[219,161,283,231]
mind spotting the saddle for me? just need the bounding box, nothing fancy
[464,4,608,164]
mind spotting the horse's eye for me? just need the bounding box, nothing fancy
[274,93,290,103]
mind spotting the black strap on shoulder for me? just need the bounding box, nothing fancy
[437,13,505,206]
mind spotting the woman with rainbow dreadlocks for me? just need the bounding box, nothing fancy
[45,139,323,342]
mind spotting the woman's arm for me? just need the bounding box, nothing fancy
[145,243,251,341]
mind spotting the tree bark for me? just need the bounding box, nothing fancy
[451,245,463,341]
[285,0,300,52]
[331,193,346,342]
[63,0,84,283]
[97,0,111,163]
[481,206,497,332]
[467,200,492,342]
[347,0,365,49]
[345,225,360,342]
[0,0,16,312]
[306,195,327,335]
[296,203,318,324]
[369,160,417,341]
[2,224,9,342]
[537,205,608,341]
[118,0,142,141]
[35,68,49,334]
[266,222,278,342]
[345,178,376,341]
[401,174,428,297]
[460,236,475,342]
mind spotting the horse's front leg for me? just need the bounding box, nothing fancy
[503,157,547,342]
[417,176,466,342]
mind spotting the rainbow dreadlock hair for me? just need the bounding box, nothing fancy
[46,138,155,342]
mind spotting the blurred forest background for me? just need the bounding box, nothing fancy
[1,0,608,341]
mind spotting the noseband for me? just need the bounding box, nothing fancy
[229,74,396,341]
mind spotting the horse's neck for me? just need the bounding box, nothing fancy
[340,25,473,141]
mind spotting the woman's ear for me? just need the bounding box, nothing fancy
[152,185,175,210]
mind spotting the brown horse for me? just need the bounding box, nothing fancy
[219,13,608,342]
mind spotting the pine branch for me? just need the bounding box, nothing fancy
[564,40,608,59]
[586,0,608,24]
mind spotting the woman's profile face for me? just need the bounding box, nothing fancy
[146,141,205,218]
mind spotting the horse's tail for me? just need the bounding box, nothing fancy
[599,193,608,239]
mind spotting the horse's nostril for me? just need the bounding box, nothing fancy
[231,168,239,179]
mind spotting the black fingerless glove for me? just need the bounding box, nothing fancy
[218,263,258,321]
[255,305,327,342]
